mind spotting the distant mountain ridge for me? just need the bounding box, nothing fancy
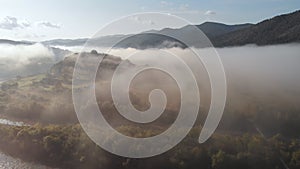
[1,10,300,48]
[42,38,88,46]
[40,22,253,48]
[156,22,253,38]
[0,39,33,45]
[212,10,300,47]
[117,10,300,48]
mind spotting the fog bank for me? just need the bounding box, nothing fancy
[0,43,54,80]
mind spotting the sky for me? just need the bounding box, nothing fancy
[0,0,299,41]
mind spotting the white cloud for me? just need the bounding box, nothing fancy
[0,16,61,30]
[165,3,200,15]
[179,4,189,11]
[204,10,216,15]
[160,1,172,6]
[38,21,61,29]
[0,16,31,30]
[129,16,155,25]
[140,6,146,11]
[171,10,200,15]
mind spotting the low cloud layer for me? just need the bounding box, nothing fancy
[3,43,300,100]
[0,43,52,62]
[109,45,300,123]
[1,43,300,127]
[59,44,300,104]
[0,43,55,80]
[83,44,300,98]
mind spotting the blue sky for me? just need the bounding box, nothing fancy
[0,0,299,41]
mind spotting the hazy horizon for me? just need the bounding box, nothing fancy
[1,0,300,41]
